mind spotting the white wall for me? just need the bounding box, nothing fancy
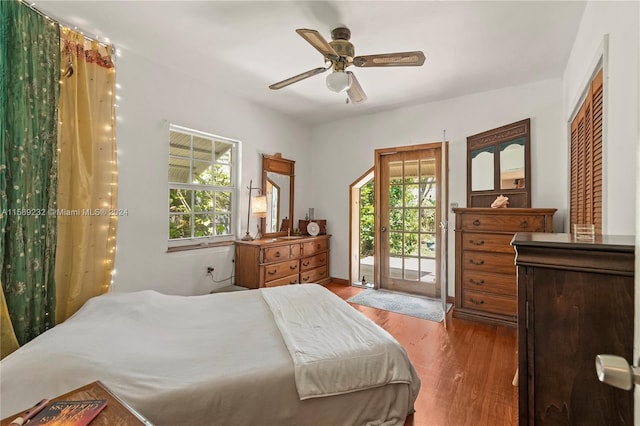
[310,79,565,296]
[561,1,639,420]
[112,51,313,295]
[562,0,639,236]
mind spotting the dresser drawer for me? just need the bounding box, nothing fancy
[265,273,299,287]
[462,232,515,254]
[301,252,327,272]
[302,239,328,257]
[462,290,517,317]
[264,259,299,281]
[263,245,297,263]
[462,270,516,296]
[461,214,546,232]
[463,251,515,275]
[300,266,328,283]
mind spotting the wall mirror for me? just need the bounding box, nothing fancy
[261,153,295,237]
[467,118,531,208]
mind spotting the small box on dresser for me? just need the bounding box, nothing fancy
[299,220,327,235]
[235,235,331,288]
[452,207,556,326]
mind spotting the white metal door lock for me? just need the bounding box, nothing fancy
[595,354,640,390]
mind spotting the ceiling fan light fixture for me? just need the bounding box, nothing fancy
[326,71,352,93]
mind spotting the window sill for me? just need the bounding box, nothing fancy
[167,240,235,253]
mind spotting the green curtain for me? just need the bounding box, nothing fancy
[0,0,60,345]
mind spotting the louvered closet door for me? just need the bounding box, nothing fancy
[570,68,603,234]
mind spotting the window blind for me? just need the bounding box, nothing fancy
[570,68,603,234]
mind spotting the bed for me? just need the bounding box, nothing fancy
[0,284,420,425]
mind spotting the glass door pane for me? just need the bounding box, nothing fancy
[378,148,442,298]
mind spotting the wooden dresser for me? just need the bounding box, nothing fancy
[513,233,634,425]
[452,208,555,326]
[234,235,331,288]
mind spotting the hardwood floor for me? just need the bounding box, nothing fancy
[325,282,518,426]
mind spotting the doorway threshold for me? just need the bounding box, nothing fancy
[352,281,374,289]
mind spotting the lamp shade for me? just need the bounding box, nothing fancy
[326,71,352,93]
[252,195,267,218]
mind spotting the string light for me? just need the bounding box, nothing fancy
[17,0,123,295]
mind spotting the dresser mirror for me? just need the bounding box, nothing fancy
[261,153,295,237]
[467,118,531,208]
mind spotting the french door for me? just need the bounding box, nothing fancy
[374,143,445,298]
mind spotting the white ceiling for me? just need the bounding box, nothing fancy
[36,1,587,125]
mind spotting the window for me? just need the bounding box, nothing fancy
[168,124,239,247]
[570,68,603,234]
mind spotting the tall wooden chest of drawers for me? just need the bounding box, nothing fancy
[513,233,634,425]
[453,208,555,325]
[234,235,331,289]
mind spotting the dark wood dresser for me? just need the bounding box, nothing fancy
[235,235,331,288]
[513,233,634,425]
[453,208,556,326]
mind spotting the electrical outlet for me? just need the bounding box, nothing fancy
[450,202,459,212]
[206,266,214,274]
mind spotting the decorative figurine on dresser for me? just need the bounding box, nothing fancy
[454,119,556,325]
[234,153,331,288]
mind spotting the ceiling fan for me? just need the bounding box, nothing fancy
[269,27,426,104]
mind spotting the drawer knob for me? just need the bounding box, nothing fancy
[469,297,485,305]
[302,276,310,282]
[469,279,485,286]
[302,261,310,266]
[469,239,485,246]
[274,251,281,258]
[469,259,485,266]
[267,269,277,276]
[290,264,297,270]
[473,219,481,226]
[520,220,528,228]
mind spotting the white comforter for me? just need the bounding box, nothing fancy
[262,284,420,401]
[0,284,420,425]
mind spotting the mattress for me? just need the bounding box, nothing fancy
[0,284,420,425]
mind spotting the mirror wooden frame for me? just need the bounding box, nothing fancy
[466,118,531,208]
[261,153,295,238]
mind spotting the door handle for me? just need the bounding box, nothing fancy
[595,354,640,390]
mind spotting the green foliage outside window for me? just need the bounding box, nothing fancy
[169,130,234,240]
[359,178,437,258]
[359,181,375,257]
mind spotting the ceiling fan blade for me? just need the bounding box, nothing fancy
[296,28,339,59]
[353,51,426,67]
[269,66,329,90]
[346,71,367,104]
